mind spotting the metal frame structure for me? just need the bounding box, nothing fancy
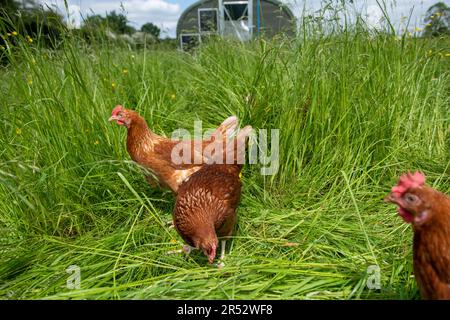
[219,0,253,41]
[176,0,295,49]
[179,33,202,51]
[198,8,219,33]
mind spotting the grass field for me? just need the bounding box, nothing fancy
[0,12,449,299]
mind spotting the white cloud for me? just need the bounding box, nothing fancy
[283,0,441,32]
[78,0,180,16]
[366,4,383,28]
[67,4,81,28]
[39,0,181,37]
[123,0,180,14]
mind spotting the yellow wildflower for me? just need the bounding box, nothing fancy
[122,68,128,74]
[94,140,100,145]
[170,239,177,244]
[26,75,33,85]
[445,53,450,57]
[239,172,243,180]
[16,128,22,135]
[26,35,33,43]
[414,27,422,32]
[11,31,17,36]
[111,82,116,89]
[170,94,176,100]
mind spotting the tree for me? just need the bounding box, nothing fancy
[141,22,160,39]
[82,14,105,29]
[423,2,450,37]
[0,0,20,15]
[81,10,135,35]
[0,0,64,48]
[105,10,135,35]
[79,14,106,40]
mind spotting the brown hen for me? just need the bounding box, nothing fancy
[173,163,243,266]
[109,105,249,193]
[385,171,450,300]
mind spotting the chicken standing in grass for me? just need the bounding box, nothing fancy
[172,126,252,266]
[385,171,450,300]
[109,105,246,193]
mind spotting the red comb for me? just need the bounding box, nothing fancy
[208,245,217,264]
[111,105,124,116]
[391,171,425,195]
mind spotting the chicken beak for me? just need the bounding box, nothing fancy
[108,115,119,122]
[384,194,394,202]
[384,193,396,203]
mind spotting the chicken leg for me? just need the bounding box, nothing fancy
[216,240,227,268]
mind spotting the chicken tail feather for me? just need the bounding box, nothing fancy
[211,116,238,140]
[226,125,253,165]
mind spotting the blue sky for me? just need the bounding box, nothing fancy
[39,0,449,38]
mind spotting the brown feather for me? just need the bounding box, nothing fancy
[114,108,249,193]
[387,182,450,300]
[173,164,242,263]
[410,187,450,299]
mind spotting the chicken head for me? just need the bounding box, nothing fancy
[109,105,132,127]
[385,171,431,225]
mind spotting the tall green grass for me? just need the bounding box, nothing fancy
[0,11,449,299]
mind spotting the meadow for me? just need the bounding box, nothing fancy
[0,14,449,299]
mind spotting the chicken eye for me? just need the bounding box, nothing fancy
[404,193,418,203]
